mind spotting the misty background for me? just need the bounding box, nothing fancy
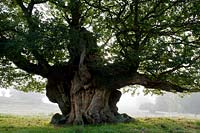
[0,88,200,118]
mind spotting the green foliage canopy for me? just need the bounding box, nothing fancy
[0,0,199,93]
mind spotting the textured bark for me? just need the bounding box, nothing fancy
[46,79,70,115]
[48,83,132,125]
[46,64,133,125]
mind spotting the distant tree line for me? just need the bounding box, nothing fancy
[139,93,200,114]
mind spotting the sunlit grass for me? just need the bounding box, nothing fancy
[0,114,200,132]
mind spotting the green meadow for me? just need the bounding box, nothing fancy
[0,114,200,133]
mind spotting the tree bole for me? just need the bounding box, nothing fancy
[46,68,133,125]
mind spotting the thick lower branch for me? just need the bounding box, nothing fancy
[132,73,197,92]
[8,54,49,77]
[99,71,193,93]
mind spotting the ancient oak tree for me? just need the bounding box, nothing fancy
[0,0,199,124]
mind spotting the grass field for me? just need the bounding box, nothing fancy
[0,114,200,133]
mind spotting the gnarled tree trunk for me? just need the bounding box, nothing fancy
[46,64,132,125]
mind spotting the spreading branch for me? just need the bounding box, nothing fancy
[7,51,49,77]
[106,72,198,93]
[16,0,47,17]
[0,37,49,77]
[13,0,51,76]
